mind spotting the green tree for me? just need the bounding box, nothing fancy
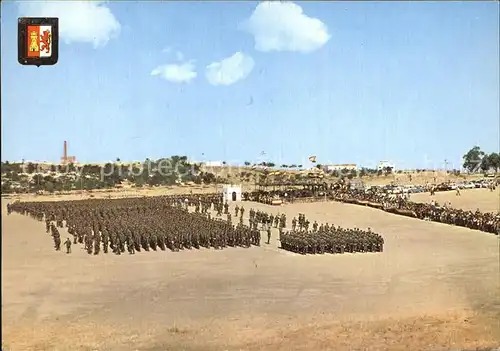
[26,162,36,174]
[487,152,500,172]
[45,181,55,193]
[1,181,12,193]
[202,172,216,184]
[462,146,484,172]
[480,156,490,172]
[1,161,12,174]
[349,169,358,178]
[244,161,251,166]
[359,168,367,177]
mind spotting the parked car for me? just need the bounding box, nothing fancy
[463,182,475,189]
[436,183,452,191]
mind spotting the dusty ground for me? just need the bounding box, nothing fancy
[2,194,499,350]
[412,187,500,213]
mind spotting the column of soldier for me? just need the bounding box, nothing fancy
[6,194,261,255]
[279,213,384,255]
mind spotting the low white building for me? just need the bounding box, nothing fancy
[222,184,242,202]
[324,164,358,172]
[377,161,395,171]
[203,161,223,167]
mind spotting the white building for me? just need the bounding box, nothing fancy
[203,161,223,167]
[377,161,395,171]
[324,164,358,172]
[222,184,242,202]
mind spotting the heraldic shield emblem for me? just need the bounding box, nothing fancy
[18,17,59,66]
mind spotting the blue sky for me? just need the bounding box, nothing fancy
[2,1,499,169]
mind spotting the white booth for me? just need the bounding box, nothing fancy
[222,184,242,202]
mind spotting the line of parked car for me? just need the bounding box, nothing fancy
[367,179,496,195]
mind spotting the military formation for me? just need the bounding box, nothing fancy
[248,209,286,230]
[7,194,261,255]
[241,184,500,235]
[7,192,387,257]
[281,214,384,255]
[9,177,496,259]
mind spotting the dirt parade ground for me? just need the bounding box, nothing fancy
[2,189,500,351]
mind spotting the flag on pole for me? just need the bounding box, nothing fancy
[27,25,53,58]
[309,156,317,163]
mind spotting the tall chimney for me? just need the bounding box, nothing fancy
[63,141,67,160]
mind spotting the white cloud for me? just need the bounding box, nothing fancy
[205,52,255,86]
[151,62,197,83]
[161,47,184,61]
[17,1,121,48]
[241,2,330,53]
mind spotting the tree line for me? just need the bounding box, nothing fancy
[462,146,500,173]
[1,147,497,194]
[0,157,219,194]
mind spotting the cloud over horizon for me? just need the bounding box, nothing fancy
[17,1,121,48]
[241,1,330,53]
[205,52,255,86]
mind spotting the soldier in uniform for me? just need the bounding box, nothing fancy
[266,227,272,244]
[280,214,286,228]
[64,237,72,254]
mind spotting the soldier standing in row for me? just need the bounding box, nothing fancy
[266,227,271,245]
